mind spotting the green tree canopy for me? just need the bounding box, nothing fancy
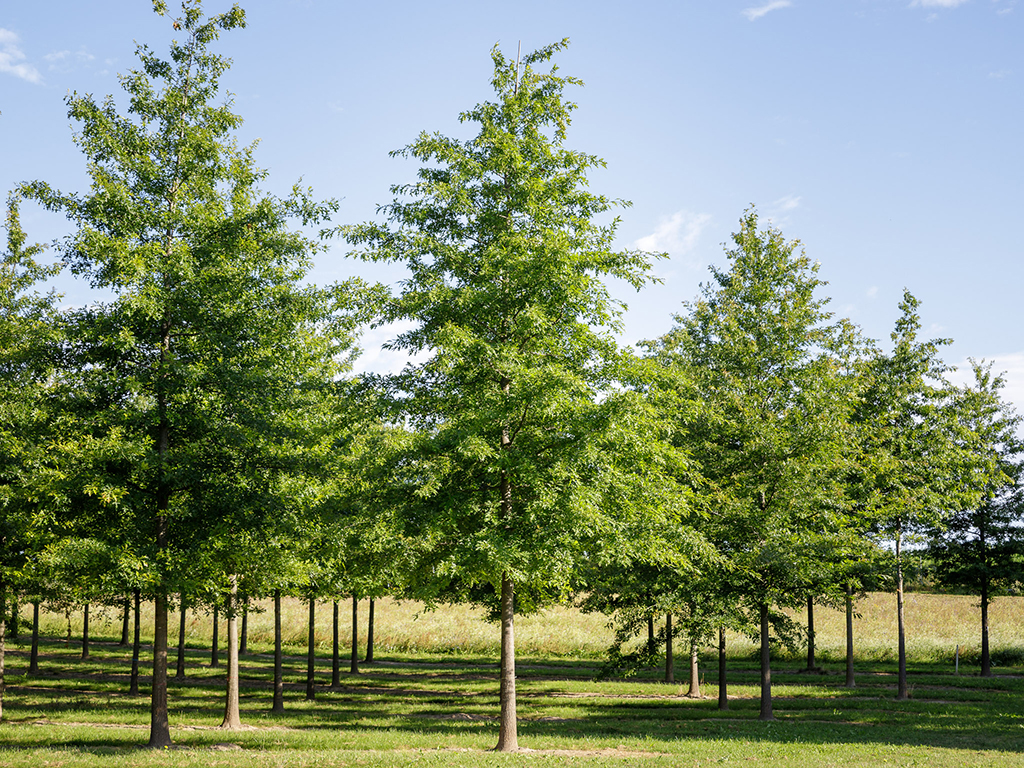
[344,40,688,751]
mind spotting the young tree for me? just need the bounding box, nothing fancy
[929,362,1023,676]
[344,40,678,751]
[0,200,61,722]
[650,209,864,720]
[853,292,986,699]
[23,0,358,745]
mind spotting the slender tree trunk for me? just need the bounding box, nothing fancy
[686,642,700,697]
[647,614,656,657]
[211,604,220,667]
[718,626,728,711]
[81,604,90,660]
[29,601,39,675]
[805,596,815,671]
[272,589,284,713]
[239,595,248,656]
[176,595,187,680]
[219,575,242,729]
[331,600,340,687]
[896,529,908,700]
[306,596,315,701]
[759,602,773,721]
[350,595,360,675]
[845,582,856,688]
[9,598,18,641]
[146,335,173,749]
[149,586,171,746]
[495,571,518,752]
[664,613,674,684]
[981,576,991,677]
[493,417,518,753]
[120,598,131,646]
[1,581,7,722]
[130,589,141,697]
[364,598,375,664]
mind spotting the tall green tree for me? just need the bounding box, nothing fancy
[0,199,61,722]
[650,209,864,720]
[929,361,1023,676]
[23,0,359,745]
[853,291,986,699]
[344,40,681,751]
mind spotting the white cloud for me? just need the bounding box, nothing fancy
[866,286,879,299]
[0,28,42,84]
[910,0,969,7]
[634,211,711,257]
[742,1,793,21]
[44,48,96,74]
[774,194,801,212]
[989,69,1011,78]
[350,320,431,377]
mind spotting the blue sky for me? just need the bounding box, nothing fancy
[2,0,1021,411]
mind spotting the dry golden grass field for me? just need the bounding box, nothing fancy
[27,590,1024,665]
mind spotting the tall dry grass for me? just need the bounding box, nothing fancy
[22,591,1024,665]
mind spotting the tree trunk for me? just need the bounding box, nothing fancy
[845,582,855,688]
[120,597,131,646]
[272,589,284,713]
[146,342,173,749]
[149,586,172,746]
[350,595,359,675]
[219,575,242,730]
[130,589,141,697]
[176,595,187,680]
[647,614,656,657]
[664,613,674,684]
[211,604,220,667]
[306,596,315,701]
[239,594,248,656]
[364,598,374,664]
[81,604,90,660]
[331,600,340,687]
[686,642,700,698]
[29,601,39,675]
[759,602,773,721]
[805,596,815,671]
[896,529,908,700]
[718,625,728,711]
[981,576,991,677]
[9,598,18,640]
[1,581,6,722]
[495,571,518,752]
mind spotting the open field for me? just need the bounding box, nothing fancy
[2,592,1024,766]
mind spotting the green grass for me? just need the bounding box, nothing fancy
[3,593,1024,766]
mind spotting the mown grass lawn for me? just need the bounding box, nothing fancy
[2,594,1023,766]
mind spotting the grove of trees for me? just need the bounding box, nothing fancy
[1,0,1020,752]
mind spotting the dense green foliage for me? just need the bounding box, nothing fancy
[2,0,1021,755]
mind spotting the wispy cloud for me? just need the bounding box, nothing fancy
[989,69,1012,78]
[0,28,42,84]
[43,48,95,74]
[634,211,711,258]
[910,0,969,7]
[866,286,879,299]
[774,194,801,212]
[350,320,430,377]
[742,1,793,21]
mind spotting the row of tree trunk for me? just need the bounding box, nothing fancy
[2,590,377,712]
